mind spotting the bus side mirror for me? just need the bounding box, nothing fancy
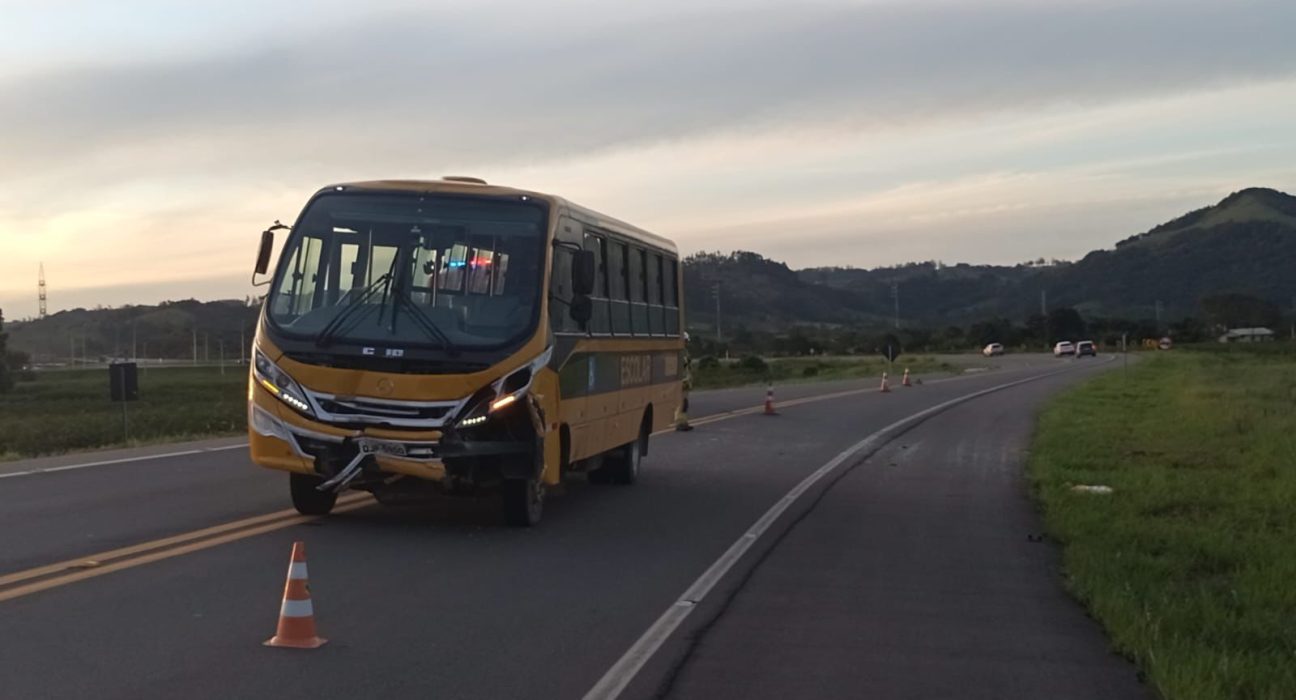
[572,250,596,296]
[251,229,275,286]
[569,295,593,327]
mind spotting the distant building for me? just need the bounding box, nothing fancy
[1218,327,1275,343]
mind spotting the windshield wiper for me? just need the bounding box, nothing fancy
[394,295,456,354]
[315,273,392,348]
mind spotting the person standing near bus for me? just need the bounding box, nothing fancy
[675,333,694,431]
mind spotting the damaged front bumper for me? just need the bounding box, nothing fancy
[249,402,539,492]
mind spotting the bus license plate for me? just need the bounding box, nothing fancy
[357,439,407,458]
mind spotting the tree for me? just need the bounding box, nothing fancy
[1024,314,1048,347]
[968,318,1015,348]
[0,309,11,393]
[1047,307,1086,343]
[1199,293,1280,330]
[876,333,902,362]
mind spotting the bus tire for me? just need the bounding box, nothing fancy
[290,473,338,516]
[502,477,544,527]
[604,421,647,485]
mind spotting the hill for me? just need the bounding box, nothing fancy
[688,187,1296,330]
[9,187,1296,358]
[10,299,259,364]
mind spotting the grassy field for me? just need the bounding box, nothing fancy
[1,354,964,459]
[0,366,247,460]
[691,355,957,389]
[1028,351,1296,699]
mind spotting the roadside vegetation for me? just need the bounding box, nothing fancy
[1,353,968,459]
[0,365,246,460]
[691,354,957,390]
[1029,350,1296,699]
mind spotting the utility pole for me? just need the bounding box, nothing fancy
[713,281,722,342]
[204,333,209,363]
[131,321,137,360]
[1155,300,1163,332]
[1040,290,1050,350]
[240,328,246,365]
[219,339,225,376]
[38,263,47,319]
[192,328,198,365]
[891,282,900,329]
[1122,333,1128,384]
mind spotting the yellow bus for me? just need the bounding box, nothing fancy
[247,177,684,526]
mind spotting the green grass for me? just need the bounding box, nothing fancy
[1028,352,1296,699]
[692,355,957,390]
[2,355,960,459]
[0,366,247,459]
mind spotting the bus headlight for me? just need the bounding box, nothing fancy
[455,390,517,429]
[253,349,314,416]
[453,349,549,430]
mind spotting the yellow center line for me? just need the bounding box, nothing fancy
[0,367,1011,603]
[0,492,370,590]
[0,498,373,603]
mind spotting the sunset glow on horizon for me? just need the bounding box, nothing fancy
[3,0,1296,319]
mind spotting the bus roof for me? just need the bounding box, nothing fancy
[321,178,677,255]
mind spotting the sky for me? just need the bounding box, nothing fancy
[3,0,1296,319]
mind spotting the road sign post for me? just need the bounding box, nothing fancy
[109,362,139,442]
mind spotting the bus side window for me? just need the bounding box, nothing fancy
[664,257,680,335]
[606,239,631,335]
[584,232,611,334]
[550,246,574,332]
[647,252,663,335]
[628,246,646,334]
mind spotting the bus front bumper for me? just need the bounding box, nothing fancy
[248,402,537,486]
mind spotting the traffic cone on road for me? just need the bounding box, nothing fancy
[264,541,327,649]
[764,384,778,415]
[902,368,912,387]
[879,372,891,393]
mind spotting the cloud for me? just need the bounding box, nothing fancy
[3,0,1296,317]
[3,0,1296,196]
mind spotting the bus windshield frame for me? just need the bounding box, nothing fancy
[264,190,551,355]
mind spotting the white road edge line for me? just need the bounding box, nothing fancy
[0,444,248,480]
[582,360,1103,700]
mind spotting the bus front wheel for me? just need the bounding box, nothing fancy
[290,473,338,516]
[502,477,544,527]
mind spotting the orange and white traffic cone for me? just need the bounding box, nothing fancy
[902,368,912,387]
[764,384,778,415]
[264,541,327,649]
[879,372,891,393]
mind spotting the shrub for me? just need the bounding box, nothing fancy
[738,355,768,372]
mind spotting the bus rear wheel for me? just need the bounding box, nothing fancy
[502,477,544,527]
[599,424,646,485]
[290,473,338,516]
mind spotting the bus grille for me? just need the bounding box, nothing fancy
[306,391,464,428]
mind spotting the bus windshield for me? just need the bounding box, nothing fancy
[267,192,548,351]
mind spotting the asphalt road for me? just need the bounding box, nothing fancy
[0,354,1144,699]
